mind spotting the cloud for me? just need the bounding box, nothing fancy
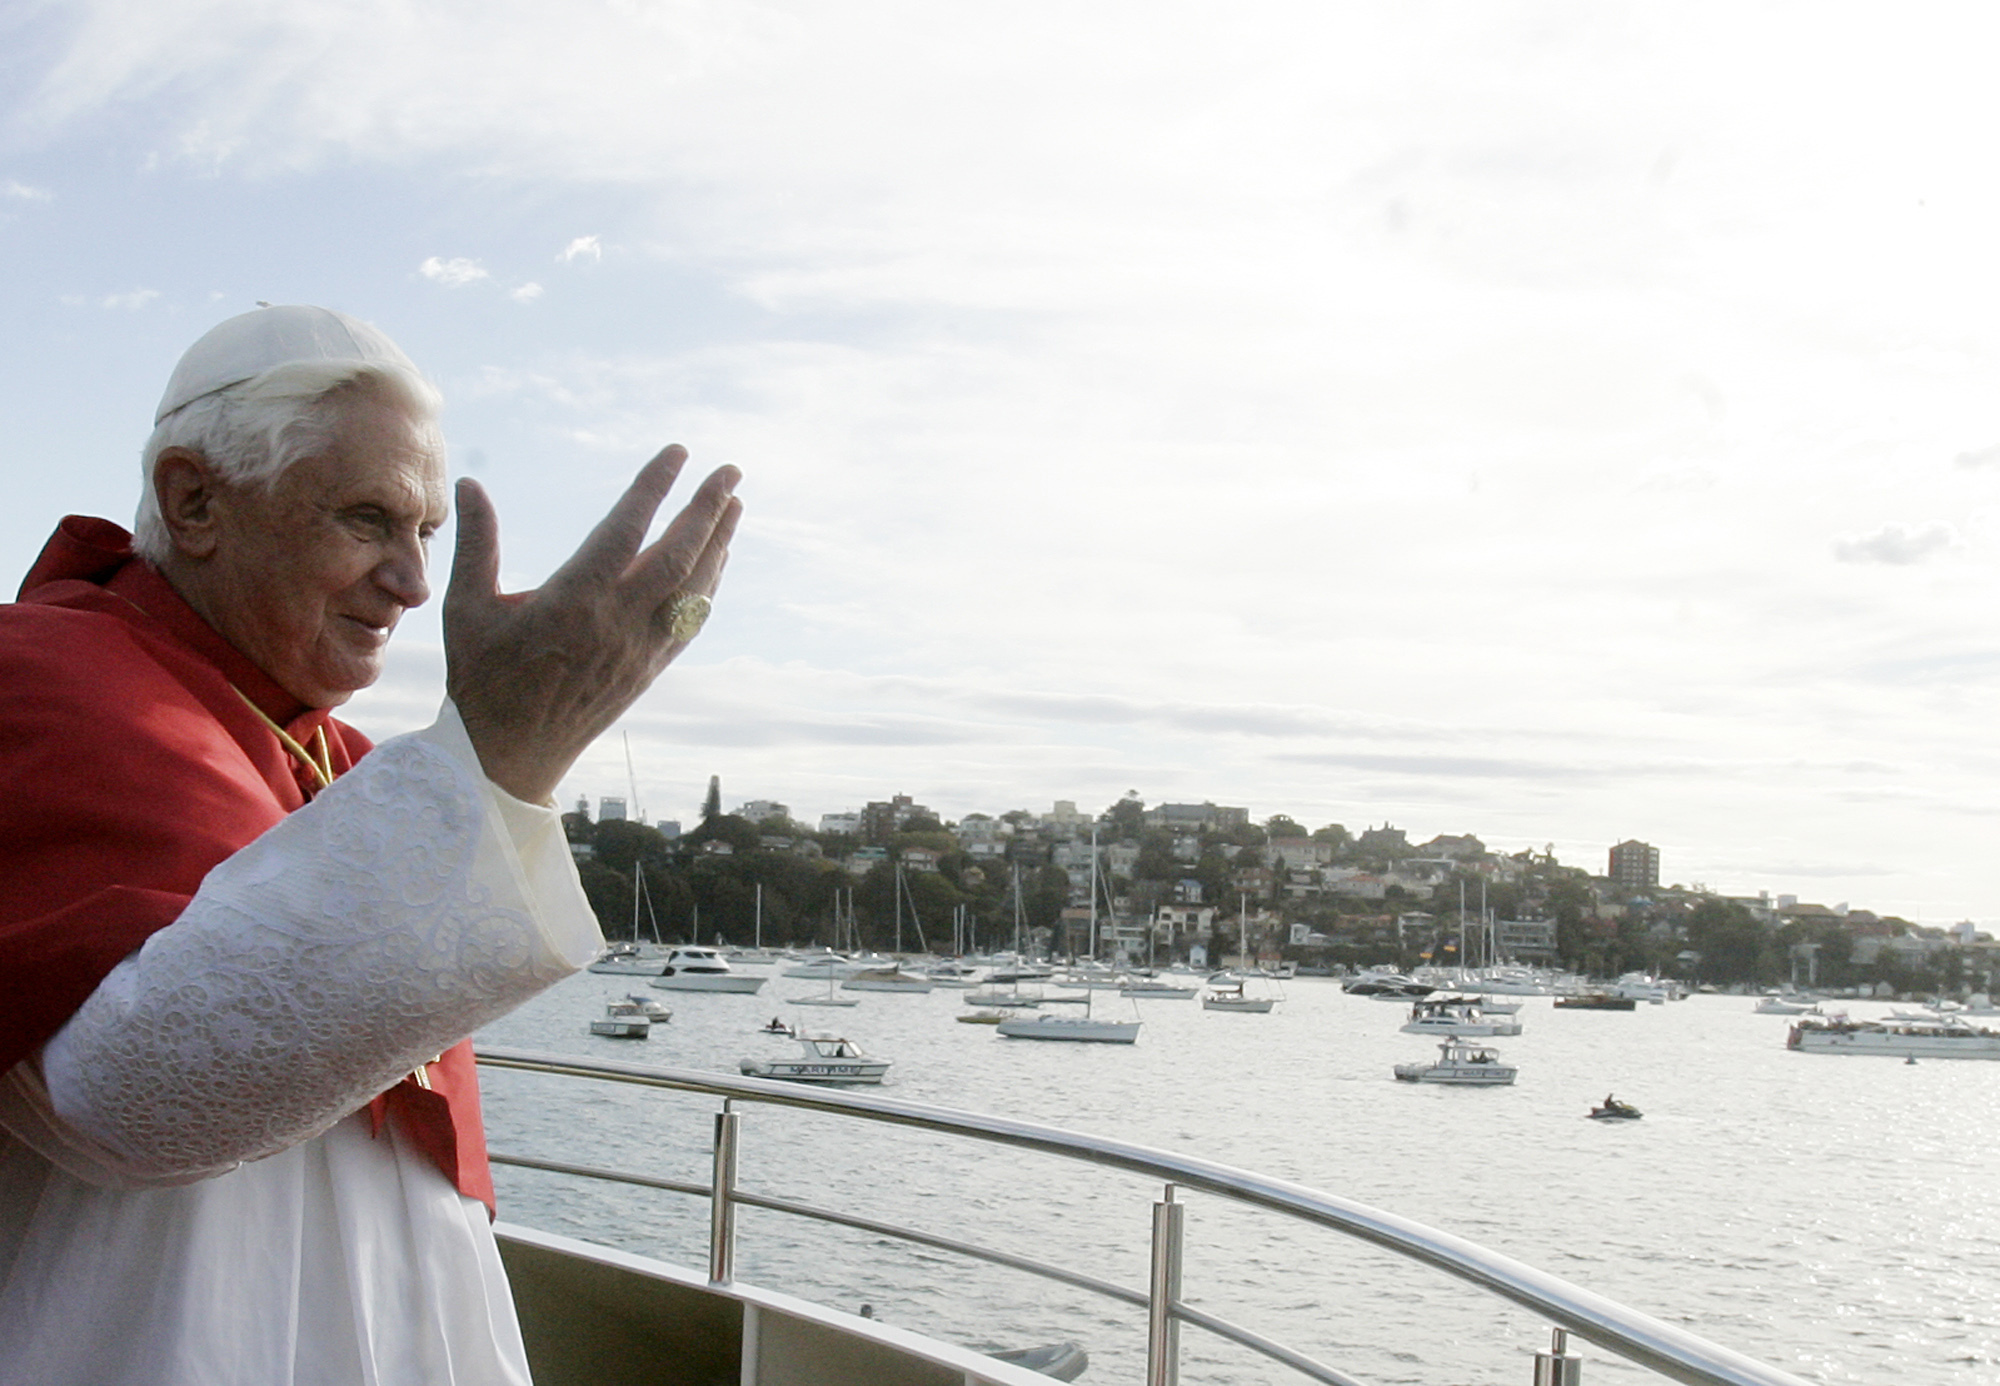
[419,255,490,287]
[559,235,600,262]
[1831,523,1958,566]
[98,289,159,310]
[509,281,543,303]
[3,180,52,202]
[1955,443,2000,469]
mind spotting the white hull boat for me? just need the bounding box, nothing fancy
[964,989,1040,1009]
[649,946,768,994]
[1202,993,1276,1014]
[738,1034,891,1084]
[842,967,934,994]
[587,944,670,976]
[589,1001,653,1038]
[781,953,858,980]
[1120,981,1198,1000]
[996,1014,1141,1044]
[1393,1038,1517,1085]
[623,995,673,1022]
[1789,1015,2000,1059]
[1201,974,1277,1013]
[1401,996,1523,1037]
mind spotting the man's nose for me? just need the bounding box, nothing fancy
[376,534,431,609]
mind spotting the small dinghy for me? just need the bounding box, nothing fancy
[1589,1095,1642,1120]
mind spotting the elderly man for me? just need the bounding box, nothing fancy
[0,305,741,1384]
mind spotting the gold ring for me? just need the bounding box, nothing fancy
[662,592,712,643]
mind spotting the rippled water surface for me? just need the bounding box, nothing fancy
[476,976,2000,1385]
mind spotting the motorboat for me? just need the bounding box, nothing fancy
[647,947,768,994]
[1553,991,1637,1011]
[1612,972,1677,1004]
[588,1001,652,1039]
[963,987,1041,1009]
[1400,995,1523,1037]
[586,942,670,976]
[475,1046,1815,1386]
[956,1009,1007,1025]
[757,1017,797,1035]
[623,994,673,1023]
[738,1033,892,1084]
[1467,967,1556,996]
[995,1013,1142,1044]
[1590,1097,1642,1120]
[1392,1038,1517,1085]
[1788,1013,2000,1059]
[1753,993,1817,1015]
[781,951,859,979]
[842,966,935,994]
[1343,971,1434,1000]
[1119,978,1199,1000]
[921,961,982,988]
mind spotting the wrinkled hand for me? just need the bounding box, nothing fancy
[444,445,742,804]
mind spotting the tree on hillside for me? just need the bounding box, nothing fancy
[1265,813,1307,840]
[683,812,761,855]
[593,818,672,877]
[1685,897,1774,985]
[1104,793,1145,839]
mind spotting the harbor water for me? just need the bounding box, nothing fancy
[476,976,2000,1385]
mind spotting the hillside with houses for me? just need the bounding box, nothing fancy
[563,788,1995,996]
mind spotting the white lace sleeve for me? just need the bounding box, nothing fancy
[32,701,601,1185]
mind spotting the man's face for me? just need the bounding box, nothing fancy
[201,389,449,707]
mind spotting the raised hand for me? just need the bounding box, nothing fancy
[443,445,742,803]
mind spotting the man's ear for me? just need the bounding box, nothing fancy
[153,447,223,560]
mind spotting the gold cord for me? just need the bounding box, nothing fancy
[231,686,333,790]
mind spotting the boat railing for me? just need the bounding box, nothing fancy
[476,1045,1814,1386]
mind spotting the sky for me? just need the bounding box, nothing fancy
[6,1,2000,925]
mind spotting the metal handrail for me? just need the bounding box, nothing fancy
[476,1045,1816,1386]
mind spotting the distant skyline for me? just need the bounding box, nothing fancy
[6,3,2000,924]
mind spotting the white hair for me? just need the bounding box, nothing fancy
[133,360,444,563]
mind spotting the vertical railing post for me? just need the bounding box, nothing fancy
[1534,1326,1582,1386]
[710,1100,740,1285]
[1146,1182,1184,1386]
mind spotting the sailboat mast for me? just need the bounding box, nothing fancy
[1011,864,1024,958]
[894,862,904,955]
[754,883,763,950]
[1088,826,1099,961]
[1457,879,1467,980]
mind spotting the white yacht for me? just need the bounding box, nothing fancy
[586,942,670,976]
[647,946,767,994]
[841,966,935,994]
[780,951,858,979]
[1400,995,1524,1037]
[1788,1013,2000,1059]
